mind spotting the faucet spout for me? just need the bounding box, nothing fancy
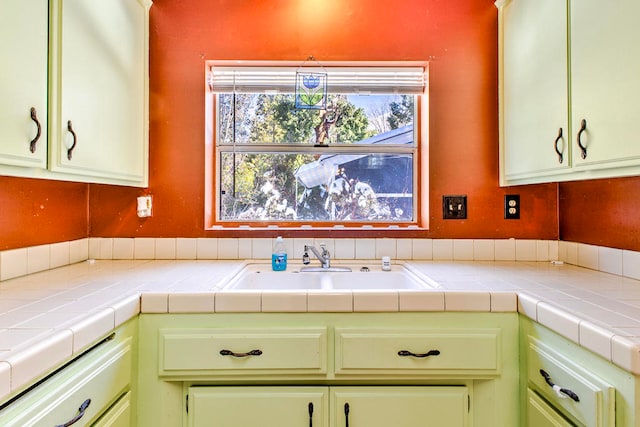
[303,244,331,269]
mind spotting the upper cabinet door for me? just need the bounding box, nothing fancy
[0,0,48,169]
[49,0,149,185]
[501,0,570,182]
[570,0,640,170]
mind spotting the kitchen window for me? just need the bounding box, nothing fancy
[205,62,428,229]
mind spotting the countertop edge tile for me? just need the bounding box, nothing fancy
[536,302,581,343]
[0,362,10,398]
[6,329,73,392]
[168,292,215,313]
[611,335,640,375]
[69,308,116,353]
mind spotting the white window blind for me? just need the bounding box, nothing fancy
[208,66,426,95]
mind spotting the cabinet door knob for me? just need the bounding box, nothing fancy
[539,369,580,402]
[66,120,77,160]
[576,119,588,159]
[54,398,91,427]
[554,127,564,164]
[398,349,440,358]
[219,349,263,357]
[29,107,42,153]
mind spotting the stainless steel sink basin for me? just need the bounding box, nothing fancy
[220,263,438,291]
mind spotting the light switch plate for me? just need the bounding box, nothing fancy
[443,195,467,219]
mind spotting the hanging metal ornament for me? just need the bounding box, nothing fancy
[295,56,327,110]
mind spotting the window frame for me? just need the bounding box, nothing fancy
[204,61,430,233]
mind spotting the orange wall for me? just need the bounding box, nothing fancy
[88,0,559,241]
[560,177,640,251]
[0,177,88,250]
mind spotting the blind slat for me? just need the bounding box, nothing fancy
[208,66,426,94]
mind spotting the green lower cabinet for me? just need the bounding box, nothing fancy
[139,313,519,427]
[186,385,468,427]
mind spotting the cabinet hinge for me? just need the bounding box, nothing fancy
[186,394,189,414]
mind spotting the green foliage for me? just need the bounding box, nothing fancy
[387,95,415,130]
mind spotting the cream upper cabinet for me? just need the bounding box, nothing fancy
[570,0,640,171]
[48,0,150,185]
[0,0,48,169]
[500,0,570,182]
[0,0,150,187]
[497,0,640,185]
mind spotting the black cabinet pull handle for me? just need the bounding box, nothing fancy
[66,120,77,160]
[54,398,91,427]
[219,349,263,357]
[554,127,564,164]
[540,369,580,402]
[344,403,350,427]
[308,402,313,427]
[398,349,440,358]
[577,119,588,159]
[29,107,42,153]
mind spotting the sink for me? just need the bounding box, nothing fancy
[220,263,438,291]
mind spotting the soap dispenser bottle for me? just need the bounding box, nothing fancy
[272,236,287,271]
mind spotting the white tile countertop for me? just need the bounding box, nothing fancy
[1,259,640,402]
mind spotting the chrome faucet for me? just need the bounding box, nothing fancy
[303,244,331,269]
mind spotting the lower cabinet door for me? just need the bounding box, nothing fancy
[187,386,329,427]
[527,389,575,427]
[187,386,468,427]
[331,386,469,427]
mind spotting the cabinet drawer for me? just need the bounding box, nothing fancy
[527,337,615,427]
[0,336,132,427]
[335,328,500,375]
[527,388,575,427]
[93,390,132,427]
[159,327,327,376]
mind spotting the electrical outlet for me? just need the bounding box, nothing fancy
[443,195,467,219]
[504,194,520,219]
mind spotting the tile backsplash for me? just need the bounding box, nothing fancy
[1,238,640,283]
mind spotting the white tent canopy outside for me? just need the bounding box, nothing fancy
[294,124,413,189]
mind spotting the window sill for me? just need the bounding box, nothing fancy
[204,225,429,238]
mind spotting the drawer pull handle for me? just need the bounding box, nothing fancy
[308,402,313,427]
[66,120,77,160]
[29,107,42,153]
[398,349,440,358]
[576,118,588,159]
[540,369,580,402]
[344,402,350,427]
[219,349,263,357]
[554,127,564,164]
[54,398,91,427]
